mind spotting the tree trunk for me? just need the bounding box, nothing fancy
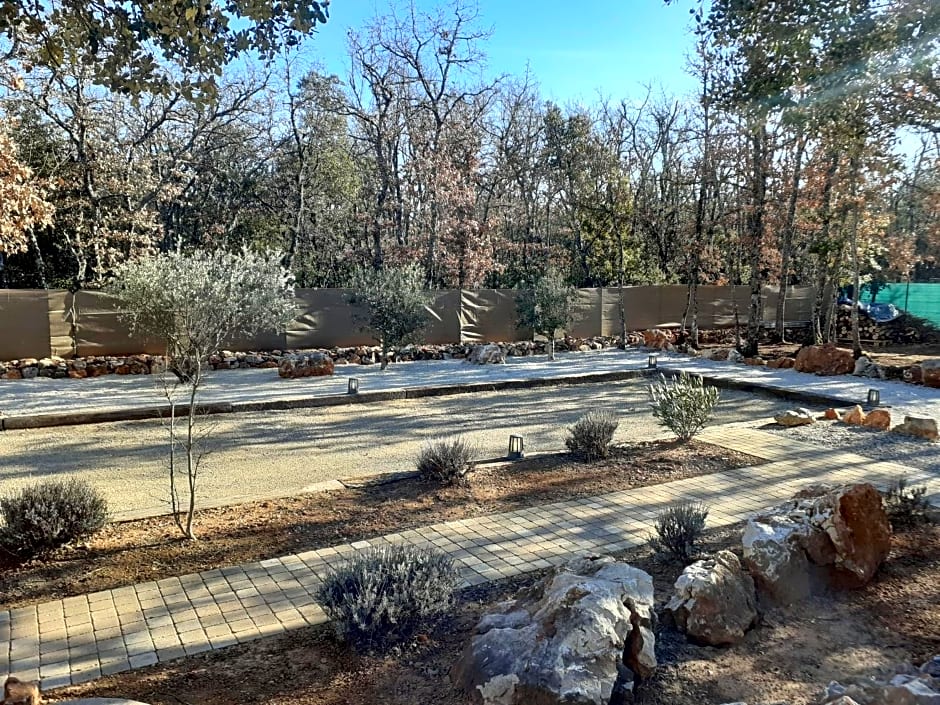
[381,338,389,370]
[184,380,198,541]
[813,150,841,344]
[743,116,768,358]
[847,153,863,359]
[775,131,806,341]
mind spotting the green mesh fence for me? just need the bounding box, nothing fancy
[861,282,940,327]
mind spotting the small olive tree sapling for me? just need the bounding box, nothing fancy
[111,249,295,539]
[516,269,576,361]
[349,263,431,370]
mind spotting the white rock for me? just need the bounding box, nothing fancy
[665,550,758,646]
[454,556,656,705]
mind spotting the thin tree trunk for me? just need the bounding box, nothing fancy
[847,152,863,359]
[815,150,841,344]
[744,117,768,358]
[775,131,807,341]
[184,376,199,541]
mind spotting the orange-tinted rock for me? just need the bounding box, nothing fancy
[68,369,88,379]
[744,356,766,366]
[892,415,939,441]
[794,344,854,375]
[843,405,866,425]
[862,409,891,431]
[823,408,841,421]
[2,368,23,379]
[823,484,892,588]
[909,359,940,388]
[642,329,673,350]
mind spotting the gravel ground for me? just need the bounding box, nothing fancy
[4,346,940,420]
[765,420,940,473]
[0,380,796,519]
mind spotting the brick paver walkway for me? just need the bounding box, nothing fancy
[1,428,937,691]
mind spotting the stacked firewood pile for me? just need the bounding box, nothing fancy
[835,306,940,345]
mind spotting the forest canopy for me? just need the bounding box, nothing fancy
[0,0,938,353]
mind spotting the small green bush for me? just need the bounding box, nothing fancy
[648,372,720,441]
[416,438,475,484]
[0,479,109,560]
[649,501,709,564]
[884,475,931,529]
[316,544,460,652]
[565,410,619,461]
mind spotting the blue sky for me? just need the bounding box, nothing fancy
[307,1,699,103]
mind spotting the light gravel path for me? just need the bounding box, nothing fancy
[764,422,940,474]
[660,354,940,418]
[3,347,940,422]
[0,349,652,418]
[0,381,797,520]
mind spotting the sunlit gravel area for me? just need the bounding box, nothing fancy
[765,420,940,473]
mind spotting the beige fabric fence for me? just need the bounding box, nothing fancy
[0,285,818,359]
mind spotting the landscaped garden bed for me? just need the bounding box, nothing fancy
[51,521,940,705]
[0,439,760,609]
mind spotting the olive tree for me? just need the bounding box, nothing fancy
[349,263,430,370]
[516,269,576,361]
[111,248,295,539]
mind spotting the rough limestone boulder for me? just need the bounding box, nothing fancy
[862,409,891,431]
[893,414,940,442]
[643,329,674,350]
[665,551,758,646]
[853,355,885,379]
[766,356,796,369]
[467,343,506,365]
[909,359,940,388]
[743,510,820,605]
[843,405,866,426]
[775,409,816,427]
[277,352,335,378]
[453,556,656,705]
[805,483,891,588]
[743,483,891,604]
[824,408,842,420]
[794,344,855,376]
[704,348,744,363]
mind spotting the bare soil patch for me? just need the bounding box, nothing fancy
[0,440,757,609]
[54,522,939,705]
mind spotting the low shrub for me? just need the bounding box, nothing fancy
[0,479,109,560]
[316,544,460,652]
[649,501,709,563]
[565,410,619,461]
[884,475,931,528]
[416,437,475,484]
[648,372,720,441]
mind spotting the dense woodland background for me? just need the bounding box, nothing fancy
[0,0,938,354]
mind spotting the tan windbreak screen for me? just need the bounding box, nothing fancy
[0,285,821,358]
[0,290,51,360]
